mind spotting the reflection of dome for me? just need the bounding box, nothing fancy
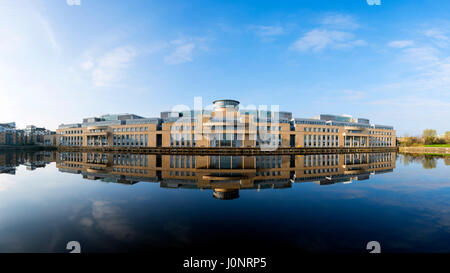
[213,189,239,200]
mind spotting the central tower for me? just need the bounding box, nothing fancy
[212,99,240,118]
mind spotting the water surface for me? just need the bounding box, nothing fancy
[0,151,449,253]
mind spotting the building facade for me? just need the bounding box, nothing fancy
[56,100,396,149]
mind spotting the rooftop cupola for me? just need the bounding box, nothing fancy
[213,99,240,112]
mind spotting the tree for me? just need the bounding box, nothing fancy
[445,131,450,144]
[423,129,437,145]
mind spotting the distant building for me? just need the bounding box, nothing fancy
[56,99,396,148]
[0,122,55,145]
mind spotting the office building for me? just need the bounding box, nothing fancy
[56,100,396,148]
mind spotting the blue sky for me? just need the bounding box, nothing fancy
[0,0,449,135]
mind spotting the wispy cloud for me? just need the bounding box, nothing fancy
[163,37,208,65]
[423,28,449,47]
[292,29,366,52]
[292,13,365,52]
[84,45,138,87]
[388,40,414,48]
[35,12,60,54]
[321,13,360,30]
[402,46,440,63]
[249,25,286,42]
[164,42,196,65]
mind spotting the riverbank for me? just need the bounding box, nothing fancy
[56,146,398,155]
[0,145,57,151]
[399,146,450,155]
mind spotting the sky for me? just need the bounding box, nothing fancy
[0,0,449,136]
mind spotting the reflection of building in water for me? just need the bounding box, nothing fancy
[55,152,397,199]
[56,100,396,149]
[0,151,55,174]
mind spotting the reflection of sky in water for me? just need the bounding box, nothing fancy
[0,155,449,253]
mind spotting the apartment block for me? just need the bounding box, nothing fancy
[0,122,55,145]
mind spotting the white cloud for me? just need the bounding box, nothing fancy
[402,46,440,64]
[388,40,414,48]
[292,29,365,52]
[91,45,138,87]
[252,25,285,37]
[321,14,360,30]
[423,28,449,47]
[35,12,60,54]
[164,42,196,65]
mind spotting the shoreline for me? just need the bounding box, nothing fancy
[55,146,398,155]
[398,146,450,155]
[0,145,57,151]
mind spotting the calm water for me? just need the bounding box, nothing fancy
[0,150,449,253]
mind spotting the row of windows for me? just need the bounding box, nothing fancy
[368,137,392,147]
[256,134,281,147]
[368,164,392,169]
[170,134,197,147]
[86,136,108,146]
[170,124,283,131]
[304,127,339,133]
[86,153,108,164]
[255,171,282,176]
[304,135,339,147]
[304,168,338,175]
[59,163,82,168]
[59,152,83,161]
[369,131,393,136]
[210,156,242,169]
[256,156,282,169]
[169,171,196,176]
[60,130,82,135]
[344,153,393,164]
[113,168,149,174]
[169,155,197,169]
[113,127,149,132]
[59,136,83,146]
[304,154,339,167]
[113,134,149,147]
[113,154,149,167]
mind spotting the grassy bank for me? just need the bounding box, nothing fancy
[424,144,450,148]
